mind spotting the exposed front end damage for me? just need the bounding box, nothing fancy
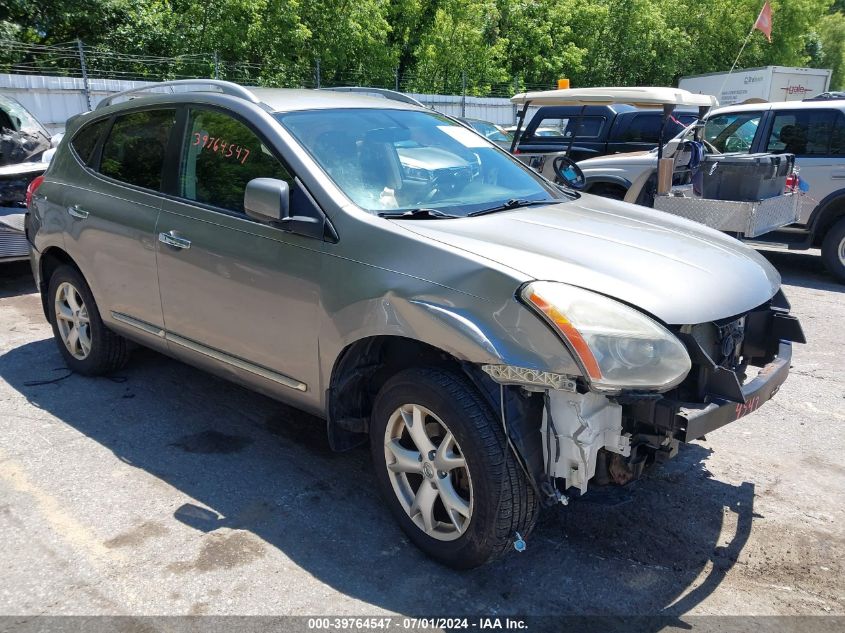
[542,390,630,494]
[484,291,805,505]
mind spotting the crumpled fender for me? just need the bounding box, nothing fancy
[319,289,582,394]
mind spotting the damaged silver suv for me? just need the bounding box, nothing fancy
[27,81,804,568]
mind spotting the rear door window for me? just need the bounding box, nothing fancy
[766,109,844,156]
[99,109,176,190]
[179,108,292,215]
[70,118,109,165]
[704,111,762,153]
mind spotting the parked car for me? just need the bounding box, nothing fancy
[804,91,845,101]
[512,103,699,161]
[704,101,845,280]
[458,117,512,149]
[504,124,560,138]
[0,94,58,262]
[581,99,845,282]
[28,80,803,568]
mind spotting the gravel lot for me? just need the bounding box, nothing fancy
[0,249,843,620]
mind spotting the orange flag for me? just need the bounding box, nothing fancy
[754,1,773,42]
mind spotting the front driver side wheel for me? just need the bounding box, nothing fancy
[370,367,538,568]
[47,265,130,375]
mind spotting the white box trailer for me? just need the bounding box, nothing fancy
[678,66,831,106]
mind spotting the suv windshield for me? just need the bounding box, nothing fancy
[276,108,563,216]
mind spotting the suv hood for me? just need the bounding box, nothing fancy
[397,195,780,325]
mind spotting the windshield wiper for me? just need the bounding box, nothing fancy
[377,208,458,220]
[468,198,554,217]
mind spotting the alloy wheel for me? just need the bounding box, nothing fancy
[383,403,473,541]
[54,282,92,360]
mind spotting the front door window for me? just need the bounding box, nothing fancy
[180,109,292,214]
[704,112,762,153]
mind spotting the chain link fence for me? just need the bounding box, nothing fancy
[0,38,554,127]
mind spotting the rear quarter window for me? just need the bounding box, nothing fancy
[70,118,109,165]
[99,109,176,191]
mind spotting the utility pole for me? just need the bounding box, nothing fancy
[76,39,92,111]
[213,51,220,79]
[461,70,467,117]
[394,67,400,92]
[315,58,321,89]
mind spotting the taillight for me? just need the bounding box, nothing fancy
[785,174,798,191]
[25,175,45,208]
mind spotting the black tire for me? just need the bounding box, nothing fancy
[821,217,845,283]
[370,367,538,569]
[46,265,129,375]
[589,183,627,201]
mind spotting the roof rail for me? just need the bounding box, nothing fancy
[96,79,262,110]
[320,86,428,109]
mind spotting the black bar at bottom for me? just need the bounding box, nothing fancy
[679,341,792,442]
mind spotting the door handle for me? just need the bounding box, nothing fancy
[158,231,191,250]
[67,205,89,219]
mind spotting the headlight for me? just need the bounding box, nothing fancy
[521,281,691,392]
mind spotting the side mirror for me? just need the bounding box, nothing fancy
[244,178,289,224]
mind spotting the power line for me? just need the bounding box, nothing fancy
[1,38,556,99]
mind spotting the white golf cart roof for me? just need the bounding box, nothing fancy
[511,86,718,108]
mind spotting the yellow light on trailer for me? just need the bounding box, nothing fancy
[557,78,570,89]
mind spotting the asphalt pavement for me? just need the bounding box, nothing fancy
[0,249,842,620]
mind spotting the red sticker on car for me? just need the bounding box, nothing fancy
[192,131,250,164]
[735,395,761,420]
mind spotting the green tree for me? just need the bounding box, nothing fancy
[817,12,845,89]
[411,0,507,94]
[0,0,131,44]
[300,0,397,85]
[497,0,599,88]
[102,0,310,84]
[387,0,441,81]
[584,0,692,85]
[0,0,840,94]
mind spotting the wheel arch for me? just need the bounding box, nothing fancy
[327,334,550,505]
[809,189,845,247]
[38,246,82,320]
[326,335,483,451]
[584,175,632,193]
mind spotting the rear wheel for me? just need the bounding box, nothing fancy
[821,217,845,283]
[47,265,129,375]
[370,367,538,568]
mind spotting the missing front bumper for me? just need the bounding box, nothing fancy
[538,339,794,496]
[674,341,792,442]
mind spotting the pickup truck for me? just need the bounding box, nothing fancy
[515,104,698,162]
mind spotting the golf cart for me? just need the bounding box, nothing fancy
[510,87,802,239]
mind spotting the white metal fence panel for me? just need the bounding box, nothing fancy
[0,74,157,133]
[1,74,519,133]
[409,93,517,125]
